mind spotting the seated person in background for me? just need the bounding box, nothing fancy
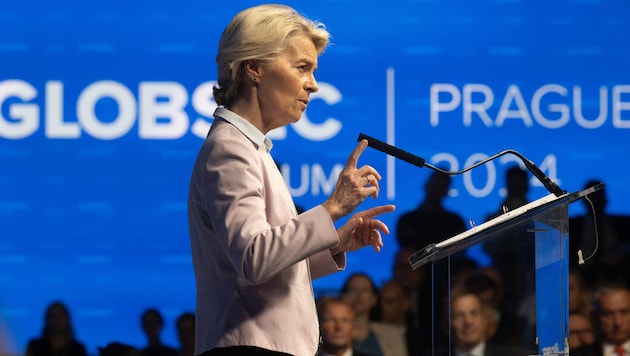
[317,296,369,356]
[377,280,416,355]
[390,247,430,356]
[441,289,529,356]
[568,312,596,351]
[569,269,593,317]
[378,280,411,329]
[340,273,408,356]
[463,268,523,347]
[572,283,630,356]
[139,308,177,356]
[26,301,87,356]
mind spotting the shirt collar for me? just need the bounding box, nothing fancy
[319,349,352,356]
[455,341,486,356]
[603,340,630,355]
[213,107,273,153]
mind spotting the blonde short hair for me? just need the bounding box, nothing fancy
[213,4,330,107]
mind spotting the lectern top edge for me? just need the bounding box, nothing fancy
[408,182,604,270]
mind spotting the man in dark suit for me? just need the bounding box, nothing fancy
[447,290,529,356]
[317,296,370,356]
[572,283,630,356]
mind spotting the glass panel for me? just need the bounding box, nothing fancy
[410,191,581,356]
[534,204,569,355]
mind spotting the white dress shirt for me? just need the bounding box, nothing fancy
[455,341,486,356]
[320,349,353,356]
[603,340,630,356]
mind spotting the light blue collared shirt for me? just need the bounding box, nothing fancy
[213,107,273,153]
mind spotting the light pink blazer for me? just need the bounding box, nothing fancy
[188,108,345,356]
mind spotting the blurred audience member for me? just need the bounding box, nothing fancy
[391,247,428,305]
[463,267,522,346]
[569,269,593,317]
[340,273,407,356]
[317,296,369,356]
[485,165,530,222]
[378,280,414,355]
[378,280,410,328]
[594,283,630,354]
[26,301,87,356]
[98,342,139,356]
[573,283,630,356]
[175,312,195,356]
[139,308,176,356]
[390,247,429,356]
[568,312,595,351]
[442,290,528,356]
[396,171,466,250]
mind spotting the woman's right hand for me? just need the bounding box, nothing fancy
[322,139,382,221]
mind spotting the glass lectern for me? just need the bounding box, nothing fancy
[409,184,602,356]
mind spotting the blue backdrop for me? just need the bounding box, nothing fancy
[1,0,629,354]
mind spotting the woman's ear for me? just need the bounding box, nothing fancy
[244,60,262,83]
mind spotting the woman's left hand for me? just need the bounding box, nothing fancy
[332,204,396,255]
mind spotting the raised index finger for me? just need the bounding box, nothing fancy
[345,139,368,169]
[360,204,396,219]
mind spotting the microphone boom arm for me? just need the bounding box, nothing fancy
[357,132,567,197]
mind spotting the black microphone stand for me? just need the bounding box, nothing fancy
[357,133,567,197]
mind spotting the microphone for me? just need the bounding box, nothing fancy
[520,157,566,197]
[357,133,426,169]
[357,132,567,197]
